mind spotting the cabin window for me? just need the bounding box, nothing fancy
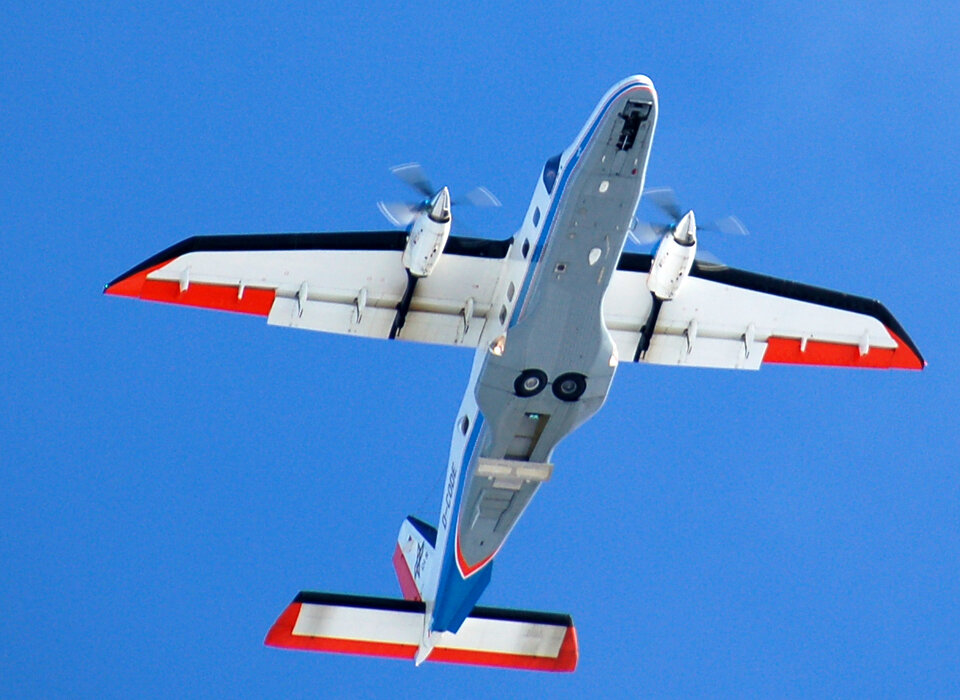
[532,207,541,226]
[522,239,530,258]
[542,154,561,194]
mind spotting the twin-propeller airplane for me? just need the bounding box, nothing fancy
[106,76,923,672]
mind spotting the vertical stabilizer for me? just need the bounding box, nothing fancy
[393,516,437,601]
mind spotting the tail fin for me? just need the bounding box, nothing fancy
[393,516,436,601]
[265,591,578,672]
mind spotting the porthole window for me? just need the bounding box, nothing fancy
[532,207,541,226]
[522,239,530,258]
[507,281,515,301]
[499,305,507,324]
[542,154,561,194]
[459,415,470,435]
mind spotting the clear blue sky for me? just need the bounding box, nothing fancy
[3,2,958,697]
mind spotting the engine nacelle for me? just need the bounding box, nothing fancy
[403,187,452,277]
[647,210,697,300]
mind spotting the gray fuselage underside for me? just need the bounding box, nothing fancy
[457,89,658,566]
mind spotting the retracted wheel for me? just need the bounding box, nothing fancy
[552,372,586,402]
[514,369,548,397]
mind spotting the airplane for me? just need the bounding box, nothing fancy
[104,75,924,672]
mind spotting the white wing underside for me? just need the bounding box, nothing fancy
[106,234,517,348]
[106,236,921,370]
[605,270,892,369]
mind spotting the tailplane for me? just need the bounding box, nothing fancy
[265,591,578,672]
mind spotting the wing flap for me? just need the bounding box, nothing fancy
[609,329,767,370]
[265,592,578,672]
[268,297,487,346]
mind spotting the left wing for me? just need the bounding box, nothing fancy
[105,232,513,348]
[604,253,924,370]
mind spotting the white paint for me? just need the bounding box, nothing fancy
[291,601,567,659]
[602,269,896,370]
[403,189,452,277]
[477,458,553,490]
[148,250,506,316]
[268,297,487,347]
[646,227,697,299]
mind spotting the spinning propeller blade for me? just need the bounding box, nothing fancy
[377,201,419,227]
[628,187,749,269]
[390,163,434,198]
[378,163,501,229]
[643,186,684,221]
[457,186,502,208]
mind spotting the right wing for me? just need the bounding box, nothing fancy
[105,232,513,348]
[605,253,924,370]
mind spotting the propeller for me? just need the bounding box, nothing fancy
[377,162,501,228]
[629,187,750,245]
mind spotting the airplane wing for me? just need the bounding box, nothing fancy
[104,232,513,347]
[604,252,924,370]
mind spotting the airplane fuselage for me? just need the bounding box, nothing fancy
[423,77,659,639]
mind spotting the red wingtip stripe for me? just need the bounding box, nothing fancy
[556,624,580,671]
[105,262,275,316]
[764,328,924,370]
[392,544,422,602]
[104,262,168,298]
[263,601,303,649]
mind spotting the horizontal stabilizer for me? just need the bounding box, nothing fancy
[265,592,578,672]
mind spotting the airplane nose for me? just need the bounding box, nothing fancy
[673,210,696,245]
[429,187,452,223]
